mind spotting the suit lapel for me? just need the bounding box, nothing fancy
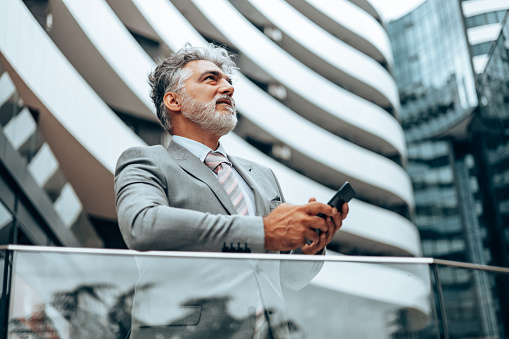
[167,142,238,215]
[230,156,271,217]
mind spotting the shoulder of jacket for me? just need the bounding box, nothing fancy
[121,144,167,156]
[230,155,264,168]
[230,156,275,177]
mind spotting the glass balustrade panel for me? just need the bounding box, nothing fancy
[433,264,509,339]
[6,250,440,339]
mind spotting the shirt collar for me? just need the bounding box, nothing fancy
[171,135,228,162]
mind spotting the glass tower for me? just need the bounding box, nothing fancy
[389,0,506,337]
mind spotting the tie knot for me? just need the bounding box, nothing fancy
[205,151,230,173]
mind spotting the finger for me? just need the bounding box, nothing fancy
[325,217,335,243]
[317,232,327,251]
[301,243,318,255]
[308,197,317,203]
[302,232,326,254]
[306,216,328,232]
[304,229,320,244]
[307,206,339,233]
[341,202,349,220]
[301,243,311,254]
[301,241,317,254]
[321,217,333,244]
[331,207,342,232]
[303,201,334,217]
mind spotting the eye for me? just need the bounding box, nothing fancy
[205,75,216,81]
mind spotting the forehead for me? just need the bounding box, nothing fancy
[183,60,227,78]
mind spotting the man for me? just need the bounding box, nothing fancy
[115,43,348,338]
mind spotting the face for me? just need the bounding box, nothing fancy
[178,60,237,137]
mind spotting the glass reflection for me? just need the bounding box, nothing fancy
[6,250,439,339]
[282,261,435,338]
[435,265,507,338]
[9,251,138,338]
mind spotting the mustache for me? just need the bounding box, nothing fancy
[215,94,235,108]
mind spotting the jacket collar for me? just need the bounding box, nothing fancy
[167,141,238,215]
[167,141,271,217]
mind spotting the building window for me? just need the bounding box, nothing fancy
[471,41,493,56]
[466,10,507,29]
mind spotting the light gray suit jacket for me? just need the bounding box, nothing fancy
[115,141,284,253]
[114,141,322,338]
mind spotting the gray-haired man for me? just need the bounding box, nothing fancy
[115,43,348,338]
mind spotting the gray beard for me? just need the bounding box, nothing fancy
[180,90,237,137]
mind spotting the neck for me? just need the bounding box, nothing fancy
[171,113,221,149]
[173,131,220,150]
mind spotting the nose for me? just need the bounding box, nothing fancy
[219,79,234,96]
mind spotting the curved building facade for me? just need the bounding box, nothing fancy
[0,0,426,337]
[0,0,419,257]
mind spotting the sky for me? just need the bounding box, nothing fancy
[368,0,428,22]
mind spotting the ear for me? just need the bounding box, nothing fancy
[163,92,181,112]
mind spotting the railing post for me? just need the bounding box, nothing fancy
[432,264,449,339]
[0,248,13,339]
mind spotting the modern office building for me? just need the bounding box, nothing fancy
[474,12,509,337]
[461,0,509,74]
[0,0,431,337]
[389,0,509,337]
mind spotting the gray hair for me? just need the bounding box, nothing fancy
[148,43,238,134]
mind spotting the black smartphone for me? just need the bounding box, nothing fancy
[324,181,356,212]
[307,182,356,245]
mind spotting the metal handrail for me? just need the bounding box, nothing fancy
[2,244,509,273]
[433,258,509,274]
[0,244,431,262]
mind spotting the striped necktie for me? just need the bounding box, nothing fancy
[253,290,271,339]
[205,151,248,215]
[206,152,271,338]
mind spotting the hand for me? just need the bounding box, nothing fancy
[263,201,339,252]
[301,198,349,254]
